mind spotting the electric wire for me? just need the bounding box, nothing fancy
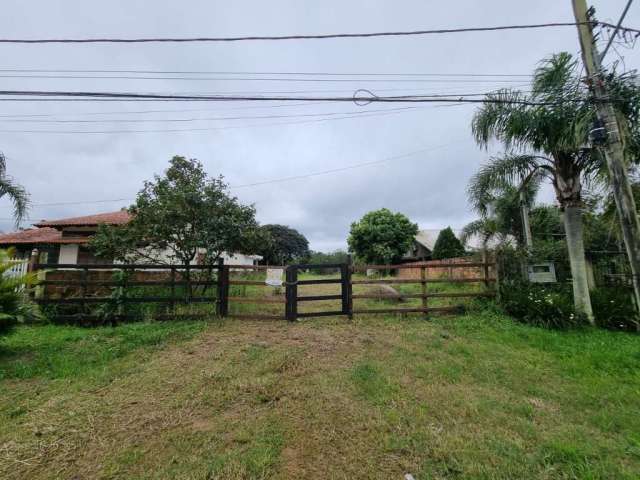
[0,90,586,105]
[0,141,458,211]
[0,102,463,134]
[0,21,633,43]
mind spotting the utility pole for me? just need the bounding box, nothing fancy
[572,0,640,318]
[520,191,534,250]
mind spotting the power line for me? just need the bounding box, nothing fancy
[0,68,534,77]
[0,91,522,124]
[0,90,577,105]
[2,141,458,211]
[0,103,458,134]
[0,83,533,105]
[601,0,635,61]
[0,101,326,118]
[0,74,531,84]
[231,143,454,188]
[0,21,632,44]
[0,105,421,124]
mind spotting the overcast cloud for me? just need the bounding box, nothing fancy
[0,0,638,251]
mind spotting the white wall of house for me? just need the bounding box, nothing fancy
[220,252,262,266]
[114,247,261,266]
[58,244,79,264]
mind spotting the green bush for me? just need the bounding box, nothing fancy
[499,282,582,329]
[591,287,639,332]
[0,248,41,334]
[499,281,639,331]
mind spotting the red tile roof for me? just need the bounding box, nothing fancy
[0,227,90,245]
[34,210,131,228]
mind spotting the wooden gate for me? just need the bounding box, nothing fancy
[285,263,352,321]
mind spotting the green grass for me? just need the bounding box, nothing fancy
[1,310,639,479]
[0,320,206,380]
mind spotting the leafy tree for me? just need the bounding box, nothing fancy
[0,248,41,335]
[0,152,29,226]
[307,250,350,274]
[432,227,466,260]
[308,249,349,264]
[258,224,310,265]
[347,208,418,264]
[91,156,262,265]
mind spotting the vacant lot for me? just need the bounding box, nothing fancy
[1,312,639,479]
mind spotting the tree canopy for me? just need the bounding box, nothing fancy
[91,156,261,265]
[432,227,466,260]
[258,224,310,265]
[347,208,418,264]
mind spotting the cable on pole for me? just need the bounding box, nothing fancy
[601,0,635,61]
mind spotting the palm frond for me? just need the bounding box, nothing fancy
[471,89,536,151]
[532,52,581,99]
[0,152,30,225]
[460,218,498,247]
[467,154,545,215]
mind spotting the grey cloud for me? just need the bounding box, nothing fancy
[0,0,637,250]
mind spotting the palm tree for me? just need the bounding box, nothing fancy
[0,152,29,226]
[471,53,605,322]
[462,182,539,250]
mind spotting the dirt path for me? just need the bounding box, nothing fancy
[1,318,419,479]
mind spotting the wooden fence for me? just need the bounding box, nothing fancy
[30,258,496,323]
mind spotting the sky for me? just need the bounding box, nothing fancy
[0,0,638,251]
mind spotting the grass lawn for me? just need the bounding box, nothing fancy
[1,312,639,479]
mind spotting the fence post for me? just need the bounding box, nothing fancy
[185,262,191,303]
[80,266,88,319]
[342,255,353,320]
[170,266,176,313]
[216,258,229,317]
[421,264,429,318]
[118,267,127,325]
[482,250,490,290]
[285,266,298,322]
[494,254,502,303]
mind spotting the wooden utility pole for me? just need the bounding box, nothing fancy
[572,0,640,317]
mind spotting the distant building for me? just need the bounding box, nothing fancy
[403,228,514,262]
[0,210,261,266]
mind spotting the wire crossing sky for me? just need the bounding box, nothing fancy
[0,20,637,43]
[0,0,638,251]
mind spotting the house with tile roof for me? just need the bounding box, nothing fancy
[0,210,132,265]
[0,210,261,266]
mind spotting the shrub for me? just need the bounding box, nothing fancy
[591,287,639,332]
[499,281,582,329]
[0,248,41,334]
[432,227,466,260]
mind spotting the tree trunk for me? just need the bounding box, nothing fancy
[563,205,594,324]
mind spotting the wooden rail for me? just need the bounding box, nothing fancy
[29,258,496,323]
